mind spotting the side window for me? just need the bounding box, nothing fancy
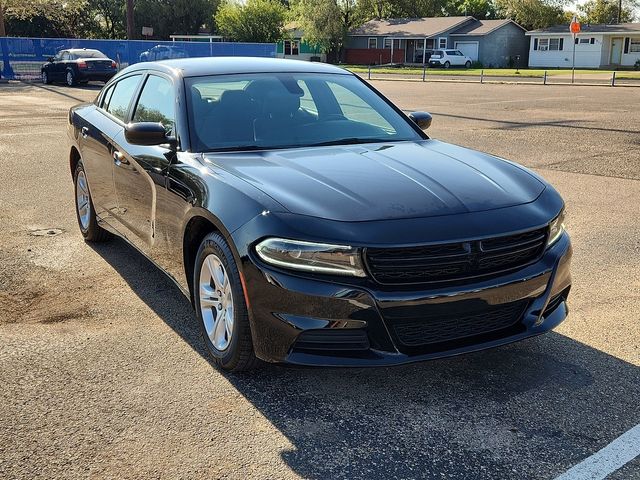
[132,75,175,133]
[105,74,142,122]
[326,81,394,133]
[54,52,64,61]
[101,84,115,109]
[62,52,70,61]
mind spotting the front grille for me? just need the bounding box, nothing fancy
[388,300,528,348]
[294,329,370,352]
[365,227,547,285]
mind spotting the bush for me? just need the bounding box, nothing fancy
[635,60,640,71]
[507,56,515,68]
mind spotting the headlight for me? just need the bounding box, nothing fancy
[547,209,566,246]
[255,238,366,277]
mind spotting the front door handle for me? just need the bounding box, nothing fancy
[81,126,89,138]
[113,150,128,166]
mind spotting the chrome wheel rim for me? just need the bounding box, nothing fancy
[67,72,73,85]
[76,170,90,230]
[199,254,234,351]
[41,72,47,83]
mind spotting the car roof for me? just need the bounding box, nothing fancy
[124,56,350,78]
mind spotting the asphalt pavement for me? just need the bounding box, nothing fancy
[0,80,638,479]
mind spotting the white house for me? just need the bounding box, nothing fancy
[526,23,640,68]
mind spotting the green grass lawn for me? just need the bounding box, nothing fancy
[342,65,640,79]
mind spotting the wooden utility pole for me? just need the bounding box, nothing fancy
[617,0,623,23]
[126,0,135,39]
[0,1,6,37]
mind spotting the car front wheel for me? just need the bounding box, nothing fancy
[66,69,77,86]
[74,162,110,242]
[194,232,259,371]
[41,70,51,84]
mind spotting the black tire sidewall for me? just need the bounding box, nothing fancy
[465,61,471,68]
[444,61,450,68]
[194,233,250,369]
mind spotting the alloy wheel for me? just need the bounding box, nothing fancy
[75,170,91,231]
[67,71,74,86]
[199,254,234,351]
[41,71,48,84]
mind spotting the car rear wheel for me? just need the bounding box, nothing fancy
[465,61,471,68]
[66,69,77,87]
[194,232,259,372]
[74,162,110,242]
[444,61,450,69]
[41,71,51,84]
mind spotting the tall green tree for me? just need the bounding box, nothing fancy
[133,0,220,39]
[2,0,92,37]
[578,0,637,23]
[447,0,497,19]
[495,0,570,30]
[295,0,358,62]
[216,0,287,43]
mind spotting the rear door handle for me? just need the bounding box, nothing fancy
[113,150,128,166]
[81,127,89,138]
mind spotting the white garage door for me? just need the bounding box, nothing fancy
[455,42,479,61]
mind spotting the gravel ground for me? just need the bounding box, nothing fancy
[0,80,639,480]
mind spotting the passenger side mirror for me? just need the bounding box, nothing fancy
[125,122,176,148]
[408,111,432,130]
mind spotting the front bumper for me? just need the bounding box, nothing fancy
[240,232,572,366]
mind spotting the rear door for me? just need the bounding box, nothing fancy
[112,73,176,256]
[81,74,143,223]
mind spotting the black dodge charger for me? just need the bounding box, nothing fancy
[67,57,571,371]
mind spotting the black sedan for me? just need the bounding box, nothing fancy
[67,57,571,371]
[42,48,117,86]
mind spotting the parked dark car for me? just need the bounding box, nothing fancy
[42,48,117,86]
[67,58,571,371]
[139,45,188,62]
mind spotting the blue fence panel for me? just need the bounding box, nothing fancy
[0,37,277,80]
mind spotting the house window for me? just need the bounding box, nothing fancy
[537,37,563,51]
[576,37,593,44]
[284,40,299,56]
[368,38,378,49]
[438,37,447,49]
[630,38,640,53]
[384,38,393,48]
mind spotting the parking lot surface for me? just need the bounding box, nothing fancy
[0,80,639,479]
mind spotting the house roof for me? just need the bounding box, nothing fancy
[449,19,525,36]
[350,16,474,38]
[526,23,640,35]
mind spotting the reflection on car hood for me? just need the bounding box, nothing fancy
[202,140,546,222]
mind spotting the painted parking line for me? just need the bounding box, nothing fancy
[554,424,640,480]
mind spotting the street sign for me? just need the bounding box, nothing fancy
[570,17,581,35]
[142,26,153,37]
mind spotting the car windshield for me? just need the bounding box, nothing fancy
[186,72,423,152]
[72,50,107,59]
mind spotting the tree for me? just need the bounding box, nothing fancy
[446,0,497,19]
[295,0,359,62]
[578,0,637,24]
[215,0,287,43]
[495,0,570,30]
[1,0,92,38]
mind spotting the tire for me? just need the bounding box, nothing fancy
[41,70,51,84]
[465,61,471,69]
[74,161,110,242]
[444,61,450,69]
[194,232,259,372]
[66,69,77,87]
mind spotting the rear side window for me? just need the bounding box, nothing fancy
[100,84,115,109]
[132,75,175,133]
[105,74,142,122]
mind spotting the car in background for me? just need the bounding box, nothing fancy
[41,48,117,86]
[429,50,472,68]
[139,45,188,62]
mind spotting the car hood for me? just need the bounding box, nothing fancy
[202,140,545,222]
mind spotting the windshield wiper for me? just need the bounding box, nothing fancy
[304,138,395,147]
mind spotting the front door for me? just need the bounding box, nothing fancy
[406,40,415,63]
[112,73,176,256]
[611,37,623,64]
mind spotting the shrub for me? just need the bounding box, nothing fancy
[635,60,640,71]
[471,61,483,69]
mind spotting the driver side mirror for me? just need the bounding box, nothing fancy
[408,111,432,130]
[125,122,176,148]
[47,57,54,63]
